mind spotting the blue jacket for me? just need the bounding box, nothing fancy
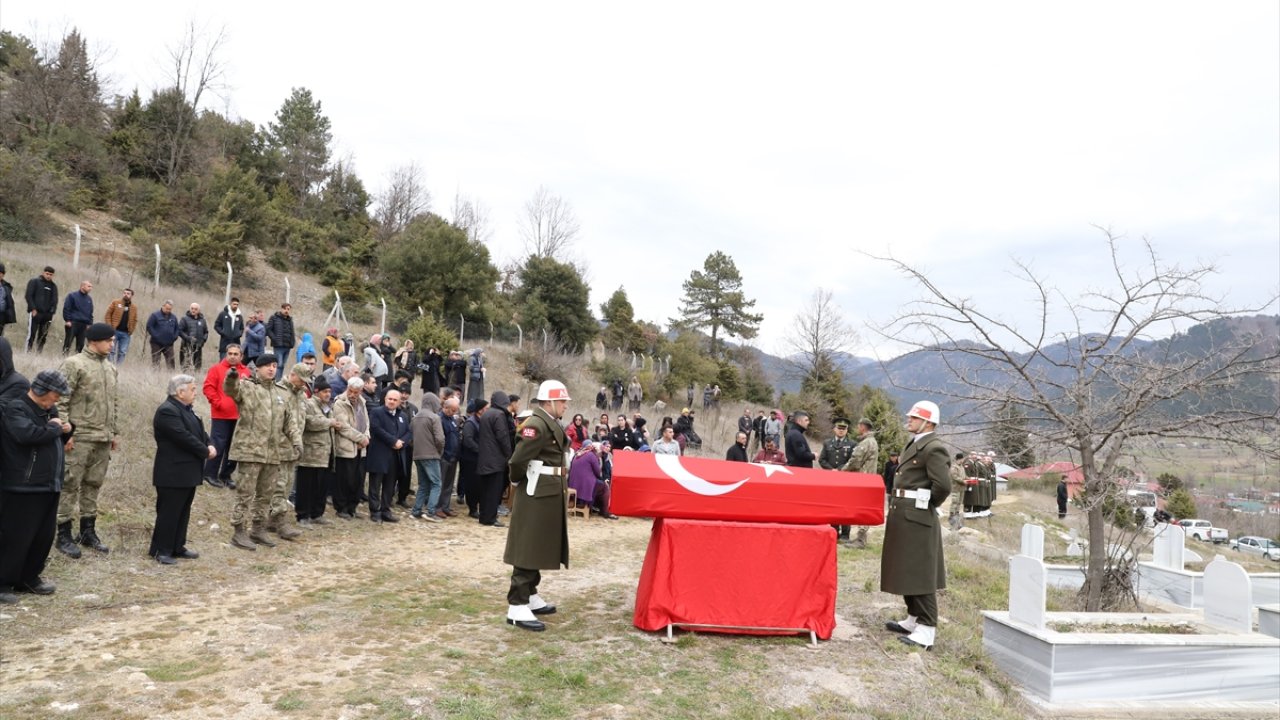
[244,321,266,358]
[62,290,94,324]
[146,309,180,347]
[366,405,412,475]
[441,411,460,462]
[296,333,315,362]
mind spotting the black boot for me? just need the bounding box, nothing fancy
[79,516,110,554]
[55,521,82,559]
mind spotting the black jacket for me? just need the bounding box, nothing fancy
[25,275,58,316]
[476,392,513,475]
[0,394,66,493]
[178,311,209,346]
[785,426,815,468]
[366,404,412,475]
[265,312,296,350]
[153,396,210,487]
[0,279,15,325]
[726,442,748,462]
[0,337,29,404]
[460,414,482,461]
[214,306,244,348]
[609,426,635,451]
[443,357,467,388]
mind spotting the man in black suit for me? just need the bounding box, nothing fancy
[366,388,411,523]
[149,374,215,564]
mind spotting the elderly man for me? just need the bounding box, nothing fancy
[503,380,572,631]
[55,322,119,558]
[177,302,209,372]
[297,373,340,525]
[367,388,411,523]
[882,401,950,651]
[103,288,138,364]
[61,280,94,355]
[331,376,370,519]
[437,393,461,516]
[149,374,215,564]
[224,355,299,550]
[146,300,180,369]
[364,335,388,389]
[0,371,73,603]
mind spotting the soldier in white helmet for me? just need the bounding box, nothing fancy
[881,400,951,650]
[502,379,572,631]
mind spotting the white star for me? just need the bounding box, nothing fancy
[750,463,792,477]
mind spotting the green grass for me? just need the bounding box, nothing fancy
[143,658,222,682]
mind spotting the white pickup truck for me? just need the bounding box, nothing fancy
[1177,519,1228,544]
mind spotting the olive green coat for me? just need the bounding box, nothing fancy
[843,433,879,474]
[299,395,335,469]
[224,370,299,464]
[56,347,119,441]
[503,406,570,570]
[880,433,951,596]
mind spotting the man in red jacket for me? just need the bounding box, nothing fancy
[202,344,243,489]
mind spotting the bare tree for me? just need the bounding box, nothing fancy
[519,185,579,260]
[873,230,1279,611]
[450,191,493,245]
[157,21,227,186]
[375,163,431,241]
[781,288,860,384]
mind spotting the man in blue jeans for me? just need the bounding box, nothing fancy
[410,392,445,521]
[264,303,295,381]
[103,289,137,364]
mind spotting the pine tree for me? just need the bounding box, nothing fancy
[673,251,763,357]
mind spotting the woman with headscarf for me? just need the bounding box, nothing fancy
[394,339,419,385]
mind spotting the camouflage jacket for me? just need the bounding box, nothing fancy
[275,382,307,463]
[56,347,119,442]
[299,395,335,469]
[224,369,299,464]
[842,434,880,474]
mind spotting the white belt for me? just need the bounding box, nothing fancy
[538,466,567,477]
[892,488,928,500]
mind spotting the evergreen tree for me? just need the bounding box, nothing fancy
[515,256,597,350]
[265,87,332,203]
[1164,488,1197,520]
[860,388,908,469]
[381,214,500,321]
[989,402,1036,467]
[673,251,763,357]
[600,286,646,354]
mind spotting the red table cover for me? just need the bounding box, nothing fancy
[611,452,884,525]
[633,518,838,639]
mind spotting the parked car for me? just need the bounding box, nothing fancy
[1177,519,1228,544]
[1230,536,1280,561]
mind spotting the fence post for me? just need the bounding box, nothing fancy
[224,262,233,306]
[516,324,523,349]
[542,327,549,351]
[459,315,465,345]
[284,276,291,305]
[153,244,161,294]
[418,306,424,317]
[73,225,82,269]
[489,321,494,344]
[380,298,387,335]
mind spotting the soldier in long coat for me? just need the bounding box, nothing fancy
[881,400,950,650]
[502,379,572,631]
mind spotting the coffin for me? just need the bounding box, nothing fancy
[611,452,885,525]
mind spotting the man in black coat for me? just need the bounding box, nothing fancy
[264,303,296,381]
[785,411,816,468]
[177,303,210,372]
[0,370,73,603]
[725,432,749,462]
[0,262,16,339]
[24,266,58,352]
[475,390,514,527]
[366,388,411,523]
[214,298,245,359]
[149,374,215,564]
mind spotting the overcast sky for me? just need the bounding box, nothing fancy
[5,1,1278,357]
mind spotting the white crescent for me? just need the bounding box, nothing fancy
[654,454,750,497]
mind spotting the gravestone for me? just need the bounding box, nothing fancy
[1020,524,1045,561]
[1066,528,1083,557]
[1202,556,1252,633]
[1152,523,1185,570]
[1008,555,1047,630]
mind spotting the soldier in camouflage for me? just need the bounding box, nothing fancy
[818,418,856,542]
[841,418,879,548]
[224,356,300,550]
[55,322,120,559]
[949,452,967,529]
[264,363,310,541]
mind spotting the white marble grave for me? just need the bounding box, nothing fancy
[1020,524,1044,561]
[1152,522,1185,570]
[1202,556,1253,633]
[1008,555,1047,630]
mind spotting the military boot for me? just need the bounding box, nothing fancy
[55,521,82,559]
[853,526,868,549]
[79,517,110,554]
[230,524,256,551]
[249,522,277,547]
[270,514,302,541]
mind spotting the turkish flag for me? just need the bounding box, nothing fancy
[611,452,885,526]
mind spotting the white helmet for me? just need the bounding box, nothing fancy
[907,400,940,426]
[535,380,571,401]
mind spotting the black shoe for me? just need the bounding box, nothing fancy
[79,517,110,554]
[370,514,382,523]
[884,621,913,635]
[19,578,56,595]
[174,548,199,559]
[507,618,546,632]
[381,512,399,523]
[468,511,480,519]
[224,478,237,489]
[395,499,410,509]
[531,604,557,616]
[489,521,506,528]
[155,554,178,565]
[204,476,224,488]
[55,521,82,559]
[0,589,17,604]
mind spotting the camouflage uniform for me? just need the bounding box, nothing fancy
[948,460,967,528]
[56,347,119,524]
[841,433,879,546]
[819,434,856,540]
[225,369,299,530]
[267,380,307,534]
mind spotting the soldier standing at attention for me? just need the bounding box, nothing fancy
[841,418,880,548]
[949,452,967,529]
[819,418,856,543]
[224,356,298,550]
[503,380,572,632]
[55,322,119,558]
[882,401,950,651]
[265,364,310,541]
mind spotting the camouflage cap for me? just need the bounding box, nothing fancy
[291,362,313,380]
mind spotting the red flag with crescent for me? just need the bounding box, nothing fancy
[611,452,885,526]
